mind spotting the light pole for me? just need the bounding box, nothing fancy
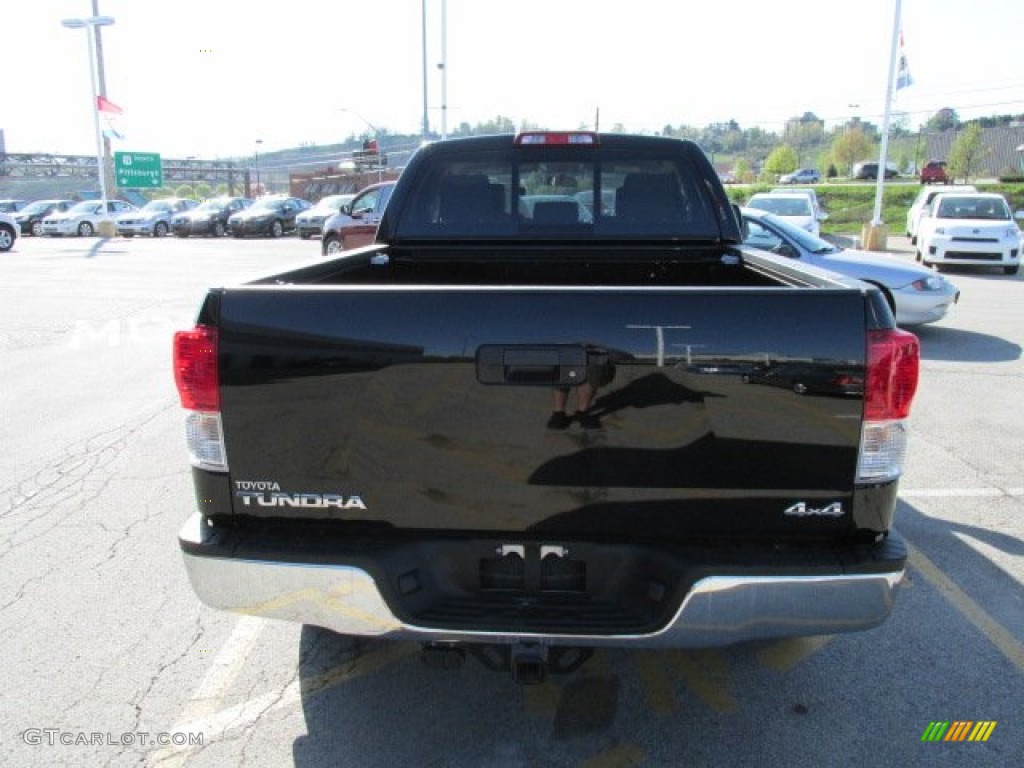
[61,14,115,218]
[254,139,263,196]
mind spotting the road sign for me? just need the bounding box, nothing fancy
[114,152,163,188]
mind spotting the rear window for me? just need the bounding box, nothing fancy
[392,146,723,240]
[936,196,1010,220]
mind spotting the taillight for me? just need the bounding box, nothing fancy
[174,326,219,411]
[173,325,227,472]
[864,329,919,421]
[857,329,920,483]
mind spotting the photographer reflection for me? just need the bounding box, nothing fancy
[546,350,614,431]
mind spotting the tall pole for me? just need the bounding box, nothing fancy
[91,0,116,200]
[871,0,902,228]
[421,0,429,141]
[440,0,447,139]
[254,139,262,196]
[63,17,113,213]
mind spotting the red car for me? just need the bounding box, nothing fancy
[320,181,396,255]
[920,160,949,184]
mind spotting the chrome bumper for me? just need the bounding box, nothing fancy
[179,513,903,648]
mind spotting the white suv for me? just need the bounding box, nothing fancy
[905,184,975,244]
[916,192,1022,275]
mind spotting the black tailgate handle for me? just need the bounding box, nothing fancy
[476,344,589,386]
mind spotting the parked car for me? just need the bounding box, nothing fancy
[905,185,976,244]
[852,162,897,180]
[0,199,28,213]
[116,198,197,238]
[745,192,822,236]
[321,181,396,255]
[915,192,1022,275]
[769,187,826,224]
[920,160,949,185]
[229,195,311,238]
[12,199,75,236]
[778,168,820,184]
[0,211,18,251]
[295,194,355,239]
[40,199,137,237]
[741,206,959,325]
[172,196,253,238]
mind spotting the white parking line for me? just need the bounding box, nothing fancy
[901,487,1024,498]
[152,615,265,767]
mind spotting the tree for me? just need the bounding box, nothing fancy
[925,108,960,133]
[763,144,799,178]
[830,127,874,176]
[947,123,989,182]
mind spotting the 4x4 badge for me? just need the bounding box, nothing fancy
[784,501,844,517]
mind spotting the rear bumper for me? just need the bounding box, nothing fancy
[179,512,906,647]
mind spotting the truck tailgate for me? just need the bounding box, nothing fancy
[216,285,868,541]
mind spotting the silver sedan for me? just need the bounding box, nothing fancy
[741,207,959,326]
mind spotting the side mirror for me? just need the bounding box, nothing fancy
[817,212,829,221]
[773,243,798,258]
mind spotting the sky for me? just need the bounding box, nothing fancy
[3,0,1023,162]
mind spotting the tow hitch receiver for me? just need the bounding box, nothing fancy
[459,643,594,684]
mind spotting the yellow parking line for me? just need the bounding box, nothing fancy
[907,541,1024,674]
[757,635,836,672]
[582,743,647,768]
[633,651,679,715]
[669,650,738,714]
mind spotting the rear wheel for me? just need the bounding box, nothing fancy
[213,221,226,237]
[153,221,169,238]
[0,225,14,251]
[78,221,94,237]
[269,219,284,238]
[31,220,43,236]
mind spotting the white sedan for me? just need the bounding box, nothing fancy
[741,207,959,326]
[41,199,137,237]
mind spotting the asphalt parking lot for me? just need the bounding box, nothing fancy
[0,233,1021,768]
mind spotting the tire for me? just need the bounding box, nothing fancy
[269,219,284,238]
[0,225,14,252]
[213,221,226,237]
[174,231,189,238]
[31,220,43,236]
[78,221,94,237]
[153,221,169,238]
[1005,265,1020,275]
[323,234,343,256]
[122,233,134,238]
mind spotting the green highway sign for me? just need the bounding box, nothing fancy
[114,152,163,188]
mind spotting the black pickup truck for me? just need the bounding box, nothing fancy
[175,132,920,682]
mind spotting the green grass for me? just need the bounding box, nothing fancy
[726,182,1024,236]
